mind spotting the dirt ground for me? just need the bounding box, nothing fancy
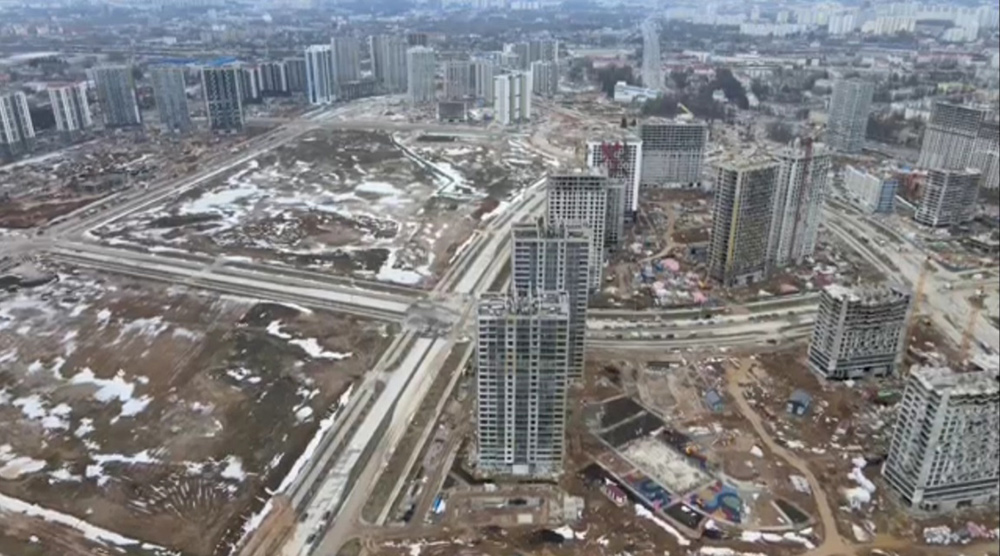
[0,261,394,555]
[90,129,552,289]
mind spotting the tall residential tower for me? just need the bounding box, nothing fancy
[48,83,93,138]
[0,91,35,160]
[768,139,831,268]
[406,46,437,104]
[93,65,142,128]
[827,79,874,153]
[639,117,708,188]
[201,65,244,133]
[150,65,191,133]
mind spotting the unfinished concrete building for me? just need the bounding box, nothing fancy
[708,156,779,287]
[531,60,559,97]
[476,292,571,478]
[768,139,831,269]
[808,283,912,380]
[511,220,590,380]
[882,366,1000,513]
[638,117,707,188]
[974,116,999,190]
[918,102,991,171]
[915,168,981,228]
[545,170,609,289]
[444,61,472,100]
[586,134,644,219]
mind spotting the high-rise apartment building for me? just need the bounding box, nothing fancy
[975,118,999,190]
[639,117,708,188]
[918,102,991,171]
[444,61,472,100]
[331,36,361,90]
[92,65,142,128]
[283,57,308,93]
[915,168,980,227]
[511,220,590,380]
[305,45,335,105]
[201,65,244,133]
[808,283,911,380]
[545,171,609,289]
[531,60,559,97]
[369,35,408,93]
[844,165,898,214]
[586,134,643,226]
[767,139,831,269]
[504,39,558,70]
[257,61,290,95]
[494,71,532,125]
[471,60,496,103]
[476,292,571,478]
[48,82,93,137]
[150,66,191,133]
[882,366,999,513]
[708,156,779,287]
[827,79,874,153]
[0,91,35,160]
[406,46,437,104]
[240,65,263,104]
[641,19,663,90]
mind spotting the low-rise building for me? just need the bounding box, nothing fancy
[844,165,898,214]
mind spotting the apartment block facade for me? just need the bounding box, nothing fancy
[444,61,472,100]
[0,91,35,160]
[531,60,559,97]
[918,102,990,171]
[808,284,912,380]
[331,36,362,90]
[369,35,408,94]
[201,65,244,133]
[49,82,93,137]
[882,366,999,513]
[406,46,437,104]
[586,134,643,230]
[915,168,980,227]
[768,139,831,268]
[708,157,779,287]
[638,118,708,187]
[545,171,609,289]
[827,79,874,153]
[494,71,532,125]
[150,66,191,133]
[305,45,335,105]
[511,221,590,380]
[93,65,142,128]
[476,292,571,478]
[845,165,897,214]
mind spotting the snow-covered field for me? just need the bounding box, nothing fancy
[0,262,394,555]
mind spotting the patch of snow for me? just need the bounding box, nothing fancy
[171,327,202,341]
[49,467,83,483]
[96,309,112,327]
[634,504,691,546]
[75,418,95,438]
[276,383,355,493]
[845,457,876,508]
[356,181,399,196]
[114,317,169,344]
[11,395,72,430]
[220,456,246,481]
[295,406,314,422]
[70,369,152,420]
[750,445,764,458]
[266,320,292,340]
[289,338,352,360]
[226,367,262,384]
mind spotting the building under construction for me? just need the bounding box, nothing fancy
[708,154,779,287]
[511,220,590,380]
[476,292,571,478]
[638,117,708,188]
[808,283,912,380]
[915,168,981,228]
[768,139,831,269]
[918,102,991,171]
[882,365,1000,513]
[545,170,610,289]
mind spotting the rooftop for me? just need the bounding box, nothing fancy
[912,366,1000,397]
[477,292,570,319]
[824,283,911,305]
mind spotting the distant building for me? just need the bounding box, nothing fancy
[638,117,707,188]
[257,61,290,95]
[827,79,874,153]
[444,61,472,100]
[973,116,999,190]
[471,59,496,103]
[641,19,662,90]
[305,44,335,105]
[504,39,558,70]
[531,60,559,97]
[613,81,660,103]
[511,220,591,380]
[406,46,436,104]
[808,283,912,380]
[882,366,1000,513]
[586,134,643,229]
[283,57,308,93]
[918,102,992,172]
[545,170,609,289]
[331,36,361,91]
[768,139,831,269]
[369,35,408,94]
[915,168,980,228]
[201,65,244,133]
[407,32,429,47]
[338,79,378,102]
[92,65,142,128]
[437,101,468,123]
[708,156,779,287]
[48,82,93,137]
[493,71,532,125]
[476,292,571,478]
[844,166,897,214]
[150,66,191,133]
[0,91,35,160]
[240,65,263,104]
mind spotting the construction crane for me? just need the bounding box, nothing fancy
[959,291,986,363]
